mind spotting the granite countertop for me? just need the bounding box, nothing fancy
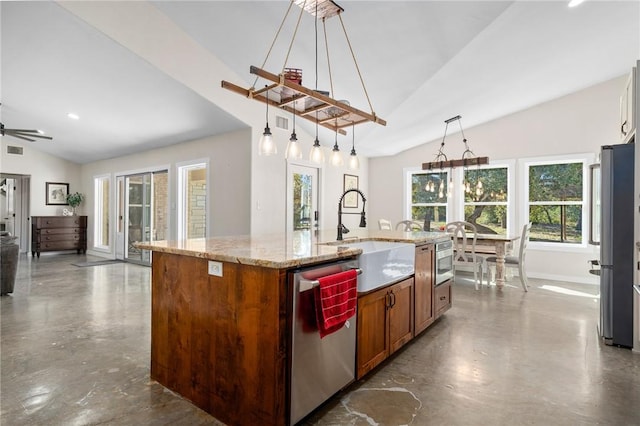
[135,228,450,269]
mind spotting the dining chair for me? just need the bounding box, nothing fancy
[378,219,392,230]
[445,221,486,290]
[485,223,531,292]
[395,220,423,231]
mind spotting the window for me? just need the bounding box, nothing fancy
[94,175,110,250]
[407,170,450,230]
[463,166,509,235]
[525,159,587,245]
[177,161,208,240]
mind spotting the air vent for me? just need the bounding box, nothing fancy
[7,145,23,155]
[275,115,289,130]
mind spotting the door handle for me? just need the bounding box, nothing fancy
[389,291,396,308]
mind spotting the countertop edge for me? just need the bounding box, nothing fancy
[135,231,451,269]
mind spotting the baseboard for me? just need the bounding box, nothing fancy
[85,249,115,260]
[527,271,599,285]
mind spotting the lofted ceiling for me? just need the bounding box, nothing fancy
[1,1,639,165]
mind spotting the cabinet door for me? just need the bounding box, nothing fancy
[357,288,389,379]
[388,278,414,354]
[414,244,434,335]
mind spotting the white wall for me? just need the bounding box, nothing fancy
[81,129,252,253]
[368,75,626,284]
[0,139,82,216]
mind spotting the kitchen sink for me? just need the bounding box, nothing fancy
[335,240,415,292]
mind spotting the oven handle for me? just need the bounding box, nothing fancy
[299,268,362,292]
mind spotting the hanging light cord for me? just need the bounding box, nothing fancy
[314,1,319,138]
[264,86,270,126]
[338,13,375,116]
[281,0,307,75]
[351,122,356,153]
[458,117,475,160]
[323,19,335,98]
[434,121,449,164]
[251,0,296,90]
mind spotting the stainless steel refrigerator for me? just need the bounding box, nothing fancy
[599,143,635,348]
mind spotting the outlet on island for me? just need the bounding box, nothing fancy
[208,261,223,277]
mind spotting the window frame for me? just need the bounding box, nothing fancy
[177,159,209,240]
[520,153,595,251]
[404,167,452,228]
[93,174,111,252]
[460,161,514,237]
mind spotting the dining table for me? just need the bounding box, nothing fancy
[460,233,521,290]
[471,234,520,290]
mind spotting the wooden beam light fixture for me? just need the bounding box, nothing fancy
[422,115,488,171]
[221,0,386,140]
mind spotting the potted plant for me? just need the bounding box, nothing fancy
[66,192,84,215]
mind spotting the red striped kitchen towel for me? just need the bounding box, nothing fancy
[314,269,358,338]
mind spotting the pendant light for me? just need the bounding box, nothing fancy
[258,87,277,156]
[348,123,360,170]
[309,5,325,165]
[330,121,344,167]
[285,104,302,160]
[310,120,325,164]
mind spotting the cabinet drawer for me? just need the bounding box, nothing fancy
[38,241,82,250]
[40,227,83,235]
[35,216,86,228]
[39,234,81,243]
[435,281,452,316]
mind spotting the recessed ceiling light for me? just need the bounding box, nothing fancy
[568,0,586,7]
[67,112,79,120]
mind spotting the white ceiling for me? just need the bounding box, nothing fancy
[1,1,639,164]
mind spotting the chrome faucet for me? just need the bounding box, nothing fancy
[337,188,367,241]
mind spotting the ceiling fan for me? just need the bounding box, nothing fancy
[0,122,53,142]
[0,102,53,142]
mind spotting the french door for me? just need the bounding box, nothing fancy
[116,170,168,264]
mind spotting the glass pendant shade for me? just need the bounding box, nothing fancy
[330,141,344,167]
[258,125,277,156]
[348,148,360,170]
[310,138,325,164]
[285,131,302,160]
[258,88,277,156]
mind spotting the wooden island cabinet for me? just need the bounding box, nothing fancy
[150,252,290,425]
[138,230,451,426]
[356,277,414,379]
[414,243,435,335]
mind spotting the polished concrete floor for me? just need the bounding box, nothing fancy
[2,253,639,425]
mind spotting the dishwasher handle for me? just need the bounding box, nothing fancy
[299,268,362,292]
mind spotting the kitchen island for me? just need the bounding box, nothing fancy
[136,229,449,425]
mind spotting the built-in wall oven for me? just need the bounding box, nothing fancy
[435,239,454,285]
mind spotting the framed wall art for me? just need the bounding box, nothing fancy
[343,174,359,208]
[46,182,69,205]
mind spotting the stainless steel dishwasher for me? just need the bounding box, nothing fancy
[290,259,359,425]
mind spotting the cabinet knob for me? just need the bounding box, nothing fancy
[440,296,447,301]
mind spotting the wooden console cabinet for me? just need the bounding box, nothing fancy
[31,216,87,257]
